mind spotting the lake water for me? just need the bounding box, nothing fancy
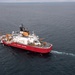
[0,2,75,75]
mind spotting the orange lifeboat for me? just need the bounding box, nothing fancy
[6,34,12,41]
[22,32,29,37]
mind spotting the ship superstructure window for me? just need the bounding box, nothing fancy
[34,40,39,43]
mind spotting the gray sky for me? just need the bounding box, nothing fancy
[0,0,75,2]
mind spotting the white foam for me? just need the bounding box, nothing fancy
[51,50,75,57]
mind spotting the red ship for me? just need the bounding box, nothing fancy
[0,25,52,54]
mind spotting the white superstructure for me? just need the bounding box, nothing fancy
[12,31,41,46]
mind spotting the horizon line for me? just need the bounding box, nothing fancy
[0,1,75,3]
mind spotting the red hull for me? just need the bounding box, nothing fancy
[2,41,52,54]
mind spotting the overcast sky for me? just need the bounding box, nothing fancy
[0,0,75,2]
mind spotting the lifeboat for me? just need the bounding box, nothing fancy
[0,25,53,54]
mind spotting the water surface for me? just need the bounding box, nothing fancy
[0,2,75,75]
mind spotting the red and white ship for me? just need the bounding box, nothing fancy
[0,25,52,54]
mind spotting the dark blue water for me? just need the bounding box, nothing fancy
[0,2,75,75]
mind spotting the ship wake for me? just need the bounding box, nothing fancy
[51,50,75,57]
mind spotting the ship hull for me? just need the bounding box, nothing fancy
[2,41,52,54]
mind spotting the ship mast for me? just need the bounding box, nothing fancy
[19,24,25,32]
